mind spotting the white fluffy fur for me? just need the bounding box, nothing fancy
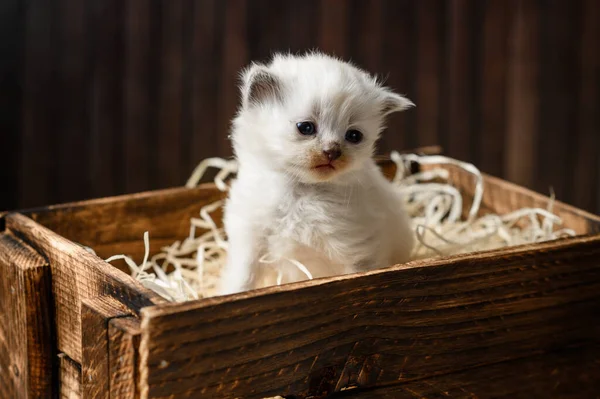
[219,52,415,295]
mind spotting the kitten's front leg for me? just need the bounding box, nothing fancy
[218,219,262,296]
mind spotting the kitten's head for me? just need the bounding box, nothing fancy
[231,52,414,183]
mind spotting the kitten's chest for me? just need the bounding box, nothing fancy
[268,184,379,253]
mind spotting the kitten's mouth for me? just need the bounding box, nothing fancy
[314,163,336,170]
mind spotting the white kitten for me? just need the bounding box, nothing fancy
[218,52,415,295]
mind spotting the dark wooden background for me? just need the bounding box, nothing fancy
[1,0,599,214]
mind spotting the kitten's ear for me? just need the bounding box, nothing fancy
[381,91,415,117]
[241,63,282,107]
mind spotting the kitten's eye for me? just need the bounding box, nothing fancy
[296,121,316,135]
[345,129,363,144]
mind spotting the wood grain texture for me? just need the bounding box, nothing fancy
[334,344,600,398]
[445,0,477,164]
[0,0,23,212]
[22,184,225,262]
[415,0,442,148]
[348,0,383,96]
[82,296,132,399]
[109,317,142,399]
[217,0,247,157]
[6,1,600,215]
[157,0,184,188]
[319,0,349,59]
[536,0,578,205]
[478,0,509,177]
[380,0,415,152]
[123,0,152,194]
[190,0,220,167]
[247,0,286,62]
[59,353,82,399]
[572,0,600,214]
[286,0,317,53]
[504,0,539,188]
[56,0,91,203]
[139,235,600,399]
[5,213,163,363]
[89,0,124,198]
[0,231,54,399]
[18,0,59,208]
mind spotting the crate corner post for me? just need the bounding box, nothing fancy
[0,229,55,398]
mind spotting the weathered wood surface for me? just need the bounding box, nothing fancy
[59,353,82,399]
[335,344,600,398]
[5,213,164,363]
[6,1,600,217]
[0,231,53,399]
[23,184,226,262]
[81,296,132,399]
[109,317,142,399]
[139,235,600,399]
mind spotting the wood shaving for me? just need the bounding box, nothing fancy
[106,153,575,303]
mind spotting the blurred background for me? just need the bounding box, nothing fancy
[1,0,598,213]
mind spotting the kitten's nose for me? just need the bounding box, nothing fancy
[323,148,342,161]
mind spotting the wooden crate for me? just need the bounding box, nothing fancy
[1,157,600,399]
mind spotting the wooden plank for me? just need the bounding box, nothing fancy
[415,0,442,148]
[157,0,185,188]
[56,0,91,203]
[504,0,540,189]
[348,0,383,72]
[337,344,600,398]
[5,213,163,364]
[286,0,317,53]
[536,0,578,204]
[572,0,600,213]
[445,0,477,164]
[0,231,53,399]
[478,0,509,177]
[89,0,124,198]
[22,184,225,262]
[19,0,59,208]
[318,0,349,58]
[109,317,142,399]
[59,353,81,399]
[123,0,152,194]
[217,0,248,157]
[0,0,24,212]
[82,296,132,399]
[139,235,600,398]
[381,0,415,151]
[246,0,286,61]
[190,0,220,168]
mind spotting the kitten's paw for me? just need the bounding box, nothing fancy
[217,283,244,296]
[217,274,249,296]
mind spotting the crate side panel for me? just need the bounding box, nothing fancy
[81,296,132,399]
[140,236,600,399]
[6,213,163,363]
[0,231,54,399]
[24,185,225,262]
[59,354,81,399]
[352,344,600,398]
[109,317,141,399]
